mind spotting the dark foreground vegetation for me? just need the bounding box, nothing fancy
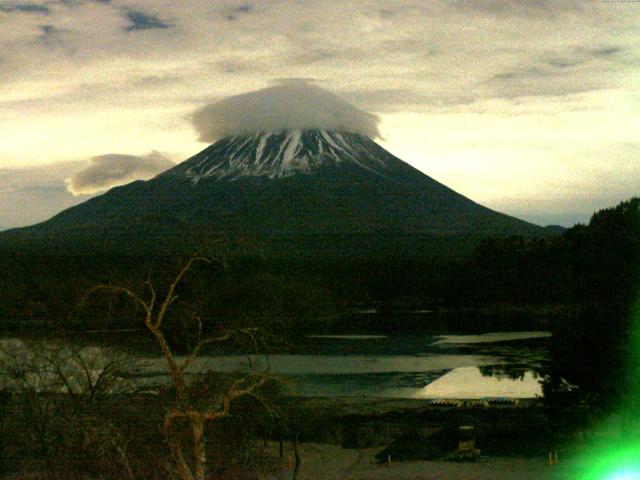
[0,386,602,479]
[1,199,637,331]
[0,378,283,479]
[0,197,638,478]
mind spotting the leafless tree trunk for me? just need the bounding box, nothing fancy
[192,417,206,480]
[89,252,270,480]
[292,438,301,480]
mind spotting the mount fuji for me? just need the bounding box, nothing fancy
[0,129,548,256]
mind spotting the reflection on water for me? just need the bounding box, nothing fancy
[432,331,552,346]
[411,366,543,399]
[306,335,388,339]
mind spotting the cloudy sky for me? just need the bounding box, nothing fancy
[1,0,639,230]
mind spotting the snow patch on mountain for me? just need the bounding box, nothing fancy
[161,129,393,182]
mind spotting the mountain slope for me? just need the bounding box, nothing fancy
[0,129,547,256]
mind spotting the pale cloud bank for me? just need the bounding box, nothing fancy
[0,162,89,230]
[66,151,174,195]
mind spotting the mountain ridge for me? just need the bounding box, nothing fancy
[0,129,550,256]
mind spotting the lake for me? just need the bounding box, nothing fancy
[0,331,550,399]
[149,330,551,399]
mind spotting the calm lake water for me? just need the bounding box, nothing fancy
[0,331,551,399]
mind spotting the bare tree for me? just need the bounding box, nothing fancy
[88,253,271,480]
[0,338,140,478]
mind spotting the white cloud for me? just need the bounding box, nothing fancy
[66,150,174,195]
[190,80,380,141]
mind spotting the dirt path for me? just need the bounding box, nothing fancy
[263,443,580,480]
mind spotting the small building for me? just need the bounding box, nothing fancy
[457,425,480,461]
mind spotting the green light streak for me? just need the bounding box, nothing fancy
[577,441,640,479]
[570,302,640,479]
[608,471,640,480]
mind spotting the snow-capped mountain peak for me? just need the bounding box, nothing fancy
[160,129,392,182]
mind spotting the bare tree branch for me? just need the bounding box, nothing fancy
[82,248,274,480]
[155,254,211,330]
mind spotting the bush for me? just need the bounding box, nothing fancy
[375,426,458,462]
